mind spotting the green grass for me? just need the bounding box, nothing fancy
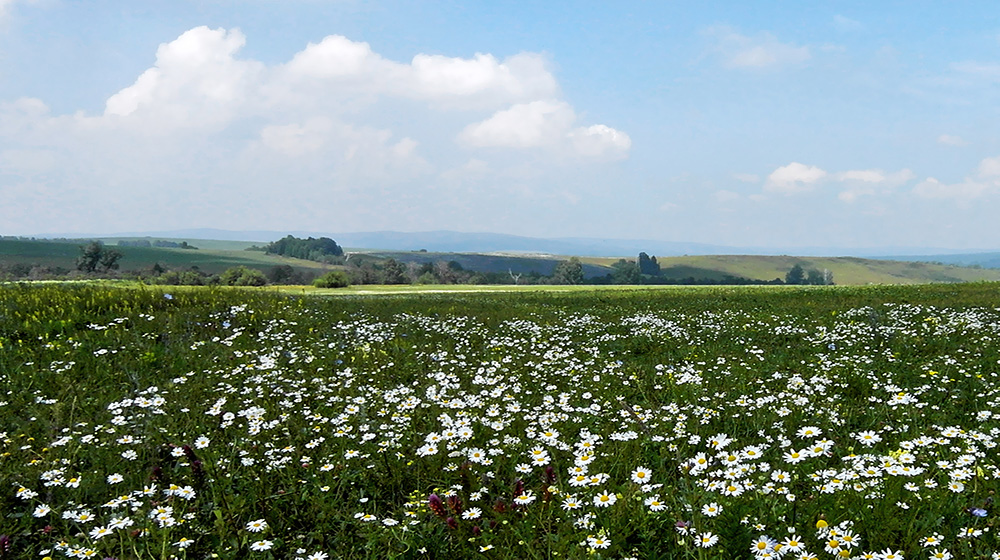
[4,283,1000,558]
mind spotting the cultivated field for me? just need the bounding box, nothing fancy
[2,283,1000,559]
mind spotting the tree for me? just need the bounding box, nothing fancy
[76,241,122,273]
[552,258,584,285]
[806,268,825,285]
[638,252,661,276]
[611,259,641,284]
[785,264,806,285]
[381,258,409,284]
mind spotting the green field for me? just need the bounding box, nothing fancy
[583,254,1000,284]
[0,238,335,275]
[6,237,1000,286]
[3,283,1000,559]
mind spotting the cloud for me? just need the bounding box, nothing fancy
[279,35,558,110]
[706,26,810,69]
[832,15,863,32]
[912,155,1000,201]
[836,168,915,202]
[763,162,916,201]
[764,162,826,193]
[0,26,629,234]
[937,134,967,146]
[459,100,630,159]
[104,27,264,128]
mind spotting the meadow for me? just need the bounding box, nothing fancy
[2,283,1000,559]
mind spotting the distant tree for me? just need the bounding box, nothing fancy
[552,258,584,285]
[434,261,458,284]
[638,252,661,276]
[76,241,122,273]
[806,268,825,285]
[823,268,834,285]
[611,259,641,284]
[220,266,267,286]
[381,258,409,285]
[785,264,806,285]
[267,265,296,284]
[264,235,343,262]
[313,270,351,288]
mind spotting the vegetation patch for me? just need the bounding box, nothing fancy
[2,284,1000,558]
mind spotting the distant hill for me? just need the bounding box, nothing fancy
[881,252,1000,269]
[29,228,988,258]
[6,235,1000,286]
[583,255,1000,285]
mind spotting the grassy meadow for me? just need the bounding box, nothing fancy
[3,283,1000,559]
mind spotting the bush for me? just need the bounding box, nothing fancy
[220,266,267,286]
[313,270,350,288]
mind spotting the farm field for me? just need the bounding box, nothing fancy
[3,283,1000,559]
[0,238,335,276]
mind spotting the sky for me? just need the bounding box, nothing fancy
[1,1,999,250]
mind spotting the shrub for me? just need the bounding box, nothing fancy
[220,266,267,286]
[313,270,350,288]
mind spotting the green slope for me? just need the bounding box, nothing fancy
[0,239,335,275]
[583,254,1000,284]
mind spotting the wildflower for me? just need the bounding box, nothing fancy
[461,508,482,520]
[562,495,582,510]
[513,491,536,506]
[106,473,124,484]
[878,548,903,559]
[631,466,652,484]
[246,519,268,533]
[593,491,617,507]
[928,550,952,560]
[782,535,804,552]
[586,534,611,549]
[250,540,273,551]
[645,495,666,512]
[33,504,51,517]
[175,537,194,549]
[89,526,112,540]
[751,535,776,555]
[695,531,719,548]
[957,526,982,538]
[702,502,722,517]
[480,545,494,552]
[921,534,945,548]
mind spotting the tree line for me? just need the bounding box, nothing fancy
[0,237,834,287]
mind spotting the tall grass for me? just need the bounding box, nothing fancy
[1,283,1000,559]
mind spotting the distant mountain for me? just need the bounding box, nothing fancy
[881,252,1000,269]
[30,228,992,258]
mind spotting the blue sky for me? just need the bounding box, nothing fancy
[2,1,999,250]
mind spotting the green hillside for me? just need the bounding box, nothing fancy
[5,238,1000,285]
[0,238,334,275]
[583,254,1000,284]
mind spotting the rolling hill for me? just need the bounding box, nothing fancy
[4,237,1000,285]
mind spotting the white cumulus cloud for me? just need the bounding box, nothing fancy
[0,26,629,234]
[836,168,915,202]
[460,100,630,159]
[765,162,827,193]
[912,155,1000,201]
[706,26,810,69]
